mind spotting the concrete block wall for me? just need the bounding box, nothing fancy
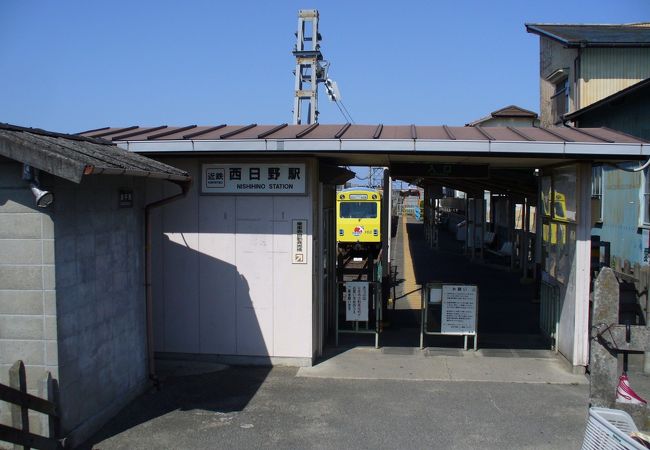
[52,174,149,445]
[0,157,57,436]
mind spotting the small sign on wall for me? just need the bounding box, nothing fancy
[292,219,307,264]
[345,281,369,321]
[118,190,133,208]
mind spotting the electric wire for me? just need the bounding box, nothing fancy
[338,100,355,124]
[334,100,352,124]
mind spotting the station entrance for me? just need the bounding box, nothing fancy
[323,158,583,360]
[91,123,645,374]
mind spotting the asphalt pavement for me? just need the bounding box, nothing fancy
[83,363,590,450]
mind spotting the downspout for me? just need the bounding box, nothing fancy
[144,178,192,388]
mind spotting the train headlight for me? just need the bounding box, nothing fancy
[339,229,344,236]
[373,229,378,236]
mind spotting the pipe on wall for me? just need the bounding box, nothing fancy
[144,178,192,388]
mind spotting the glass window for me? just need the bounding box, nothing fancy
[592,166,603,223]
[553,166,577,222]
[340,202,377,219]
[541,176,552,217]
[551,77,569,123]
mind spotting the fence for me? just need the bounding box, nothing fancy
[540,281,562,352]
[0,360,62,450]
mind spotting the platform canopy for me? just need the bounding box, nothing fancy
[78,123,648,196]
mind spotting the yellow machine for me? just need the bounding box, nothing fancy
[336,188,382,250]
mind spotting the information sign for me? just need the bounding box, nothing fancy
[441,285,477,334]
[292,219,307,264]
[202,163,306,194]
[345,281,369,321]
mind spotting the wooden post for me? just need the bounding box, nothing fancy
[9,360,29,450]
[45,373,60,441]
[639,265,650,374]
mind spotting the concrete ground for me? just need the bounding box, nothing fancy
[83,361,590,450]
[298,347,588,385]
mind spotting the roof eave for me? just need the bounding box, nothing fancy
[525,24,570,46]
[0,131,86,183]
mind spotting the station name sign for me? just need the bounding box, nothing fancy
[202,163,306,194]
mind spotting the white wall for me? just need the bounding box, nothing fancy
[149,158,315,363]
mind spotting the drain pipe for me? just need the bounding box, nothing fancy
[144,179,192,388]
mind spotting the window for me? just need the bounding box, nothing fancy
[591,166,603,223]
[551,77,569,124]
[340,202,377,219]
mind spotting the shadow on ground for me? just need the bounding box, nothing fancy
[80,365,271,449]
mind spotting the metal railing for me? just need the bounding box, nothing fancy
[540,281,562,352]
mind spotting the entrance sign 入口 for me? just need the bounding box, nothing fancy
[441,285,478,334]
[202,163,306,194]
[292,219,307,264]
[345,281,369,321]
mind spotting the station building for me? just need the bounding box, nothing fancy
[80,123,649,372]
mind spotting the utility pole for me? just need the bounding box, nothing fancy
[292,10,327,124]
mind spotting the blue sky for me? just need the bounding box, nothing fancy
[1,0,648,134]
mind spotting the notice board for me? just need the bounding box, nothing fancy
[441,285,477,334]
[345,281,369,322]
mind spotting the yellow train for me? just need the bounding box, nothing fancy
[336,188,382,251]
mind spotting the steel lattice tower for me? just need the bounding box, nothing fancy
[292,10,326,124]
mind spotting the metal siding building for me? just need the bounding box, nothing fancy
[580,48,650,107]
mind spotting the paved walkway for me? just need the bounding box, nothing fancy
[388,216,540,343]
[298,347,588,385]
[83,363,590,450]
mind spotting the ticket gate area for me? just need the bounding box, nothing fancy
[335,248,383,348]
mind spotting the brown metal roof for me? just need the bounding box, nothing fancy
[1,123,190,184]
[77,124,646,144]
[491,105,538,118]
[526,23,650,47]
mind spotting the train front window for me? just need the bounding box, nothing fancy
[340,202,377,219]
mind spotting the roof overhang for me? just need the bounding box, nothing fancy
[118,138,649,169]
[0,124,191,184]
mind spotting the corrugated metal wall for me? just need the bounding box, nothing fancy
[579,48,650,108]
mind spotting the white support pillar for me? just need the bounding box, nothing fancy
[574,162,592,367]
